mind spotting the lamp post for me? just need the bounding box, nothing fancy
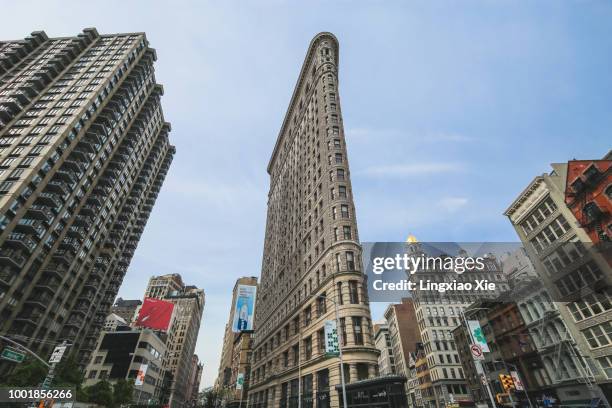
[459,307,497,408]
[317,294,348,408]
[493,360,534,408]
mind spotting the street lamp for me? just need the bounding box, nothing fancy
[492,360,534,408]
[317,294,348,408]
[459,307,497,408]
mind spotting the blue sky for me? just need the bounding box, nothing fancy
[3,0,612,388]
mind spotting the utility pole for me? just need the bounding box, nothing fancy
[41,340,68,390]
[460,308,497,408]
[316,294,348,408]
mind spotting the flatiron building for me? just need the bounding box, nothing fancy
[0,28,174,370]
[248,33,379,408]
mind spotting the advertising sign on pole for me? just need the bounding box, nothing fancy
[324,320,340,356]
[467,320,490,352]
[232,285,257,332]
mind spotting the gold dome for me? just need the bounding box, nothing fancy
[406,235,418,243]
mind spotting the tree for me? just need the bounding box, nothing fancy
[0,358,46,387]
[113,378,134,405]
[84,379,114,407]
[54,355,84,387]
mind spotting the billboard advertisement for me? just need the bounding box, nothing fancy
[232,284,256,332]
[134,297,174,331]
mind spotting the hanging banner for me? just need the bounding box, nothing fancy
[467,320,490,352]
[135,364,148,386]
[232,285,257,332]
[324,320,340,356]
[236,372,245,390]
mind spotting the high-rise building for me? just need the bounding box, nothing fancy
[405,239,510,408]
[111,297,142,325]
[504,154,612,398]
[384,299,421,380]
[0,28,174,371]
[374,323,395,376]
[186,354,203,407]
[144,274,205,408]
[248,32,380,408]
[216,276,258,390]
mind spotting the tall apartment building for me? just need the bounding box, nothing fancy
[216,276,258,391]
[144,274,205,408]
[504,155,612,399]
[405,240,510,408]
[248,33,380,408]
[374,323,395,376]
[0,29,175,371]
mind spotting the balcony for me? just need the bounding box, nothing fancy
[6,233,36,251]
[37,192,62,208]
[73,303,89,315]
[0,248,26,268]
[80,204,97,216]
[0,267,16,286]
[67,226,86,240]
[65,314,85,327]
[15,312,43,325]
[84,132,102,145]
[53,249,74,265]
[47,180,70,196]
[63,159,85,173]
[104,238,119,250]
[55,170,77,184]
[37,279,60,292]
[25,294,53,308]
[43,264,68,279]
[27,205,55,223]
[60,239,80,254]
[84,278,100,289]
[73,214,92,227]
[15,218,45,236]
[87,195,102,207]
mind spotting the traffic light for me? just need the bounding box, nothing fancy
[499,374,515,391]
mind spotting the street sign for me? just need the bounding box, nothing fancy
[49,345,67,363]
[470,343,484,360]
[1,346,26,363]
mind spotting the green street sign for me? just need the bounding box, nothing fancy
[1,346,26,363]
